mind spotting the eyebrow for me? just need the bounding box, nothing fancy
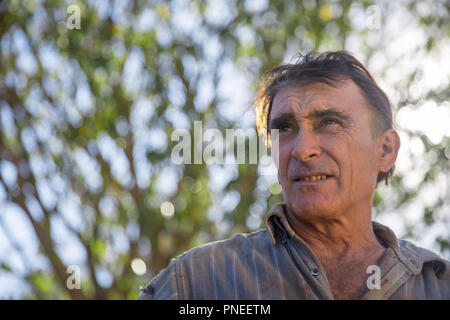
[269,108,352,130]
[269,113,293,130]
[305,108,352,122]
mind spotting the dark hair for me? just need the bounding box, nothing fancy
[254,51,395,185]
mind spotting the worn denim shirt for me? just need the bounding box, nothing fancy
[138,203,450,300]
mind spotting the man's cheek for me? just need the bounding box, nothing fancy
[277,157,289,182]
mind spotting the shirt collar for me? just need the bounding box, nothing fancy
[265,202,448,279]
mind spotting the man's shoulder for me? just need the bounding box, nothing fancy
[174,228,272,262]
[398,239,449,279]
[139,229,279,299]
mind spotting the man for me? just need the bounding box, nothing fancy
[138,51,449,300]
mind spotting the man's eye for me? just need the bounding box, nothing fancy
[321,118,340,126]
[279,124,293,132]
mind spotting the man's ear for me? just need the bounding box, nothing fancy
[376,129,401,175]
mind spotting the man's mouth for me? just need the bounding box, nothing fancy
[295,175,328,182]
[292,174,332,183]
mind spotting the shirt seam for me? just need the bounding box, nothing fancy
[384,268,415,299]
[174,259,184,299]
[398,245,423,275]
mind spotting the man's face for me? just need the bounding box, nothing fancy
[270,80,380,221]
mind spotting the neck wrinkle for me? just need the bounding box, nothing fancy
[267,202,385,257]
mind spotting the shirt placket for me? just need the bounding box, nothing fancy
[284,237,335,299]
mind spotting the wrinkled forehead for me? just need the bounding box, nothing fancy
[270,80,369,119]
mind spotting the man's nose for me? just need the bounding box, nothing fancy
[291,129,321,162]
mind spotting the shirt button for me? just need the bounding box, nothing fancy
[310,268,320,276]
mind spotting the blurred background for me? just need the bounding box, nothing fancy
[0,0,449,299]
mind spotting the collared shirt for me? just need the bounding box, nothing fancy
[138,203,450,300]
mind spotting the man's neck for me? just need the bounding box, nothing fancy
[283,205,387,300]
[285,206,384,259]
